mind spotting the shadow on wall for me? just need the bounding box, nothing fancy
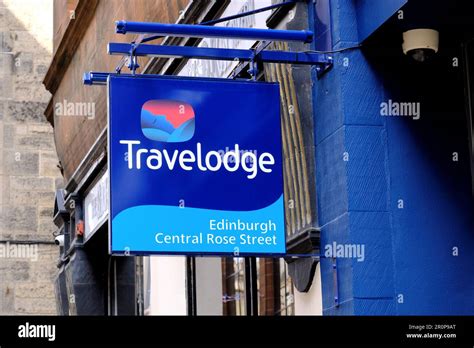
[362,12,474,314]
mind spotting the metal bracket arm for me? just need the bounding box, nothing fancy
[108,42,332,66]
[115,21,313,43]
[83,72,110,85]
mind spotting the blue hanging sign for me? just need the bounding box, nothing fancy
[108,75,285,255]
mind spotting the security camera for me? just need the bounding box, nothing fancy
[55,235,64,246]
[402,29,439,62]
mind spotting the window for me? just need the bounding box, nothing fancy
[257,258,294,315]
[222,257,247,315]
[220,256,294,316]
[264,42,320,292]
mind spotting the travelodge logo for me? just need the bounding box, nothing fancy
[126,99,275,179]
[141,100,195,142]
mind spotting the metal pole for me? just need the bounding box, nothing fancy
[137,0,298,44]
[107,43,332,65]
[201,0,297,26]
[244,257,258,316]
[115,21,313,43]
[83,72,109,85]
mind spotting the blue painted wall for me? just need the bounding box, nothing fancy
[313,0,474,315]
[355,0,407,42]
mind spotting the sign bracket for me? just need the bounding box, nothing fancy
[84,2,333,85]
[127,43,140,75]
[84,41,332,85]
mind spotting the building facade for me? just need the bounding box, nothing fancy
[0,0,63,315]
[44,0,474,316]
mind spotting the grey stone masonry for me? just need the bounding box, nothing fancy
[0,0,62,315]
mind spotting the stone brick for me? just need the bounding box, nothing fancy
[0,73,12,97]
[1,206,37,232]
[0,173,8,203]
[6,233,49,243]
[0,31,12,52]
[35,244,57,262]
[29,252,57,282]
[37,219,56,237]
[0,285,15,313]
[28,124,53,134]
[15,297,56,315]
[13,82,50,103]
[15,282,55,299]
[6,101,48,123]
[10,190,55,206]
[10,176,54,191]
[0,53,13,77]
[16,124,27,134]
[0,8,6,30]
[39,151,60,177]
[36,64,48,75]
[29,265,56,282]
[39,206,53,218]
[15,132,55,150]
[0,260,30,281]
[3,150,39,175]
[13,52,33,76]
[3,123,15,148]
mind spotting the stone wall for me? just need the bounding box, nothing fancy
[0,0,61,315]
